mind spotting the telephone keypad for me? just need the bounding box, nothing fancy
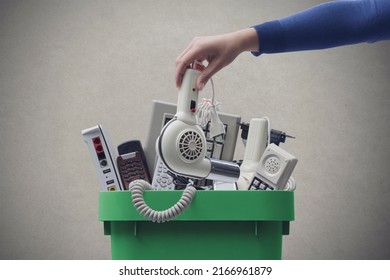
[117,151,151,190]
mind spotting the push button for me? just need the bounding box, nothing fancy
[190,100,196,112]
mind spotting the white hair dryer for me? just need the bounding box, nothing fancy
[156,68,240,182]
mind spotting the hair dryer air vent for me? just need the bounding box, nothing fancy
[178,129,203,162]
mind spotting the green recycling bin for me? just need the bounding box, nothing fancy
[98,190,294,260]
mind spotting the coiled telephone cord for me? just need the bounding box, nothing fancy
[129,179,196,223]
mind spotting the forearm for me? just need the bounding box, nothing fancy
[252,0,390,55]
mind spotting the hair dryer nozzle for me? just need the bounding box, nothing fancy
[207,159,240,182]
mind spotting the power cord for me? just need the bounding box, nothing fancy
[167,170,190,189]
[240,122,295,146]
[195,78,226,138]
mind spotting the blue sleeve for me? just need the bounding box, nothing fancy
[252,0,390,56]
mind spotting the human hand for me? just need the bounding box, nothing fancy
[175,28,259,90]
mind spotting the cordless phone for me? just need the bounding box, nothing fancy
[117,140,151,190]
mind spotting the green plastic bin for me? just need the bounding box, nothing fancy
[99,190,294,260]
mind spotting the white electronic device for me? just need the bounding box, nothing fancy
[82,124,123,191]
[156,69,240,182]
[144,101,176,175]
[144,101,241,176]
[213,181,238,190]
[237,118,269,190]
[151,112,231,190]
[151,113,180,190]
[248,143,298,190]
[151,156,176,190]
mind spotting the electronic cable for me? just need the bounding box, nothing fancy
[195,78,226,139]
[129,179,196,223]
[196,78,221,128]
[285,176,296,191]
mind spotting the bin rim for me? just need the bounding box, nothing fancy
[98,190,294,222]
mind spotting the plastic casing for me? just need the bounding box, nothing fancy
[156,69,239,182]
[237,118,268,190]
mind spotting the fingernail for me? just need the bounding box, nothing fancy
[199,82,205,91]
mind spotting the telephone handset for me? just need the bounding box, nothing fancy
[117,140,151,190]
[248,143,297,191]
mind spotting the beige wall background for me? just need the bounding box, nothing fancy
[0,0,389,259]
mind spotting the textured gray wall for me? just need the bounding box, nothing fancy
[0,0,389,259]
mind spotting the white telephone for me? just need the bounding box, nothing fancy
[236,118,269,190]
[248,143,298,191]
